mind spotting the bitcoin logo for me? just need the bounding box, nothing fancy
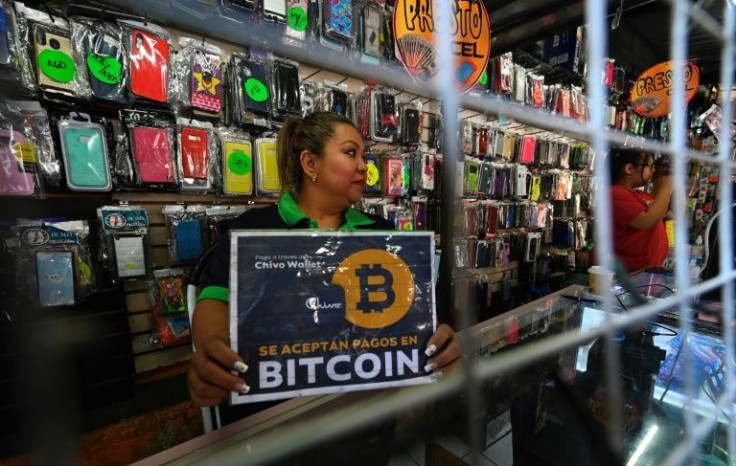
[332,249,414,329]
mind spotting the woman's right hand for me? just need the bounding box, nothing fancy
[188,299,250,407]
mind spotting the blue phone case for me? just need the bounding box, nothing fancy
[60,124,111,191]
[174,219,204,261]
[37,251,75,307]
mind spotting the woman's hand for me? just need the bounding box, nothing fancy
[424,323,462,375]
[188,299,250,407]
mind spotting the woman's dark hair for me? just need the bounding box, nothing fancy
[277,111,356,197]
[608,148,652,183]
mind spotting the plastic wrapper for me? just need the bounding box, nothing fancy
[363,151,382,195]
[71,17,127,104]
[17,219,95,307]
[300,80,318,116]
[176,118,215,192]
[206,205,247,245]
[411,152,435,193]
[172,37,224,116]
[2,1,35,93]
[383,155,408,196]
[398,100,422,146]
[526,74,544,108]
[57,112,112,192]
[318,0,352,52]
[371,87,397,143]
[228,52,271,128]
[163,204,207,262]
[149,268,191,347]
[512,65,526,103]
[120,20,170,104]
[0,100,47,196]
[269,58,302,122]
[324,83,349,116]
[359,1,383,63]
[97,204,151,283]
[355,87,372,139]
[218,127,253,196]
[255,137,281,195]
[284,0,309,44]
[18,101,58,187]
[122,109,178,189]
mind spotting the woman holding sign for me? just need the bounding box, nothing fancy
[609,148,673,272]
[188,112,461,434]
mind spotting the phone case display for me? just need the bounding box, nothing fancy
[255,137,281,195]
[97,205,151,282]
[228,53,271,128]
[71,18,127,104]
[172,38,224,115]
[18,220,95,307]
[371,89,398,143]
[121,110,177,188]
[176,119,215,192]
[206,204,247,245]
[57,113,112,192]
[163,204,207,262]
[270,58,302,121]
[219,128,253,196]
[121,20,170,103]
[285,0,309,42]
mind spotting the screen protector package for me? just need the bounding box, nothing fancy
[173,37,224,116]
[218,127,253,196]
[119,20,170,104]
[71,17,127,104]
[228,53,271,129]
[228,231,436,404]
[162,204,207,262]
[122,109,177,189]
[176,118,214,192]
[57,112,111,192]
[17,220,95,307]
[269,58,302,122]
[97,204,151,283]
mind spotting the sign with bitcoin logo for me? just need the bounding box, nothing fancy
[229,231,436,404]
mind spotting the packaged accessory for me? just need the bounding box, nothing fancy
[262,0,287,23]
[383,156,404,196]
[360,2,383,61]
[363,152,382,194]
[173,37,224,115]
[150,268,190,346]
[177,118,214,192]
[98,205,151,282]
[57,113,111,192]
[0,126,36,197]
[371,89,397,143]
[219,128,253,196]
[285,0,309,42]
[29,14,78,98]
[71,18,127,104]
[255,137,280,195]
[229,53,271,128]
[122,109,177,187]
[322,0,353,44]
[163,204,207,262]
[399,101,422,146]
[270,58,302,121]
[121,21,170,103]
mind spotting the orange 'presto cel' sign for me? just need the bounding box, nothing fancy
[630,60,700,118]
[393,0,491,94]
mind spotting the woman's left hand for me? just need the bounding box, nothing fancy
[424,323,462,374]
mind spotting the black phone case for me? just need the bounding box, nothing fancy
[86,31,125,102]
[402,109,420,144]
[238,58,270,115]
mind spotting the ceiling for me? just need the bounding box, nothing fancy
[485,0,730,86]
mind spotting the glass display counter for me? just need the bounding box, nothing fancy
[134,276,732,465]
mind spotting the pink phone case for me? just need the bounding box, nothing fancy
[0,129,35,196]
[132,127,175,183]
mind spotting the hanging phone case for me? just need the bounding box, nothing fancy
[180,127,209,180]
[129,29,169,102]
[174,219,204,261]
[364,153,382,194]
[262,0,287,22]
[464,160,480,193]
[0,5,12,66]
[520,135,536,164]
[0,129,35,196]
[58,120,111,191]
[285,0,308,40]
[272,61,301,117]
[330,88,348,116]
[132,126,175,183]
[362,4,382,58]
[85,30,125,102]
[158,275,186,314]
[255,138,280,194]
[402,109,420,145]
[191,49,223,113]
[372,92,397,142]
[384,157,403,196]
[37,251,75,307]
[325,0,353,42]
[237,58,271,116]
[223,139,253,195]
[32,24,76,94]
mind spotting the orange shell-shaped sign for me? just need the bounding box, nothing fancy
[630,60,700,118]
[393,0,491,94]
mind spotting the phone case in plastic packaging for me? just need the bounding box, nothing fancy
[15,100,58,188]
[371,89,397,143]
[527,74,545,108]
[206,204,248,245]
[151,267,187,313]
[270,58,302,122]
[2,1,36,93]
[163,204,207,262]
[317,0,349,52]
[383,156,404,196]
[412,152,434,192]
[97,205,151,283]
[57,113,111,192]
[261,0,287,23]
[25,9,80,99]
[300,80,317,116]
[229,53,271,129]
[219,128,254,196]
[360,2,383,63]
[71,17,127,104]
[255,137,281,195]
[398,101,422,146]
[363,151,382,195]
[18,219,95,307]
[173,37,224,116]
[0,102,43,197]
[120,20,170,104]
[177,118,214,192]
[355,87,372,140]
[512,65,526,103]
[326,84,349,116]
[285,0,309,43]
[121,109,177,189]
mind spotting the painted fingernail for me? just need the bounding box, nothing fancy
[234,361,249,373]
[235,382,250,394]
[424,362,436,373]
[425,344,437,357]
[431,371,443,381]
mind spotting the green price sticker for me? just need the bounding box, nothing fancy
[244,78,269,102]
[86,53,122,85]
[287,7,308,31]
[479,70,488,86]
[228,150,252,176]
[366,163,379,186]
[38,49,76,83]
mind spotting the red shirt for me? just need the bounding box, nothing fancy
[611,186,668,272]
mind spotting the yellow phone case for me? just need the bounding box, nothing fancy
[256,138,281,194]
[223,140,253,195]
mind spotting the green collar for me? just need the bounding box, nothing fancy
[277,192,375,230]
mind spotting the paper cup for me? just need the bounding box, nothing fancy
[588,266,614,295]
